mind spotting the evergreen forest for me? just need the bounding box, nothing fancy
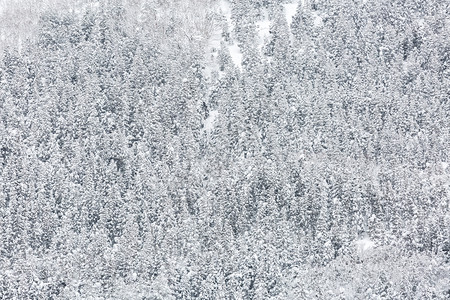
[0,0,449,298]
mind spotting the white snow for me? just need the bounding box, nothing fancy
[313,13,323,27]
[256,17,271,54]
[204,1,230,78]
[441,162,448,171]
[220,0,243,70]
[256,19,271,40]
[228,43,243,70]
[219,0,234,33]
[355,238,375,255]
[203,0,243,74]
[222,0,243,71]
[283,1,299,27]
[417,18,425,28]
[204,28,222,78]
[203,110,219,134]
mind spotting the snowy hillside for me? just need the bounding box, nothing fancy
[0,0,449,299]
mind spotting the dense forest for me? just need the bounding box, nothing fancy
[0,0,449,298]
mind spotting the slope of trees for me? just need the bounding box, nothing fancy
[0,0,449,298]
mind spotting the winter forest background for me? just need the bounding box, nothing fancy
[0,0,449,298]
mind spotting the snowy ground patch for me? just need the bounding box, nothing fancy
[219,0,233,32]
[256,19,271,40]
[355,238,376,257]
[203,0,243,74]
[228,43,243,70]
[203,110,219,134]
[283,1,299,27]
[313,12,323,27]
[221,0,243,71]
[256,14,271,54]
[204,23,222,79]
